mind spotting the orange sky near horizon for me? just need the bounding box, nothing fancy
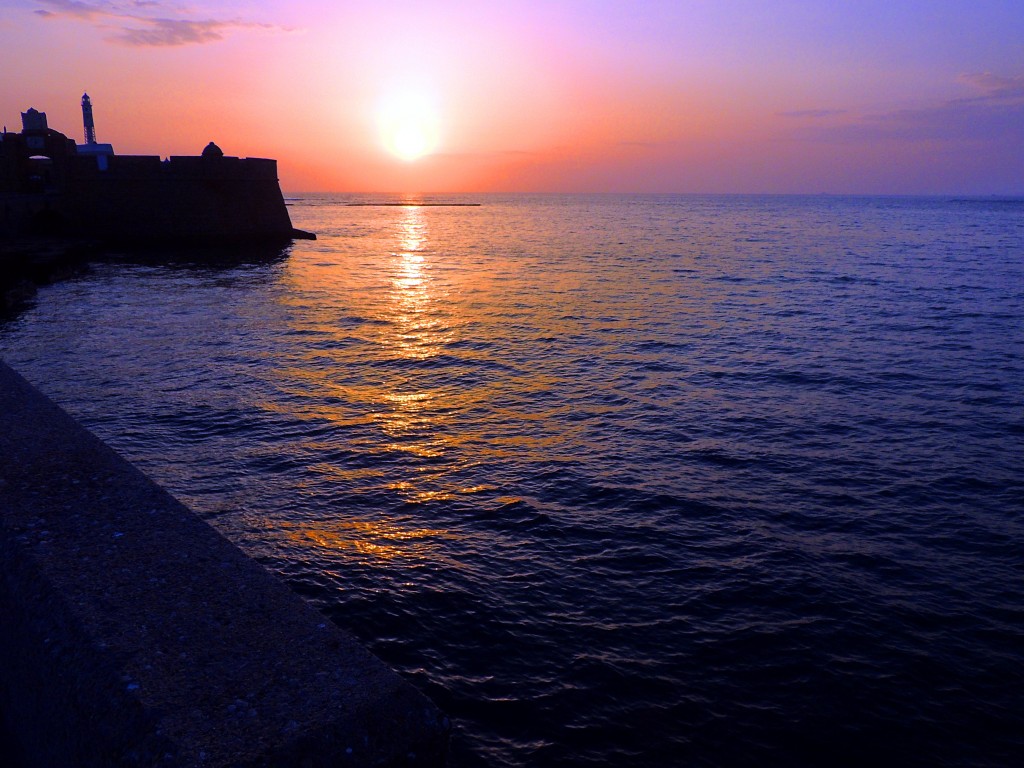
[2,0,1022,194]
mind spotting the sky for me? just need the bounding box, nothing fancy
[1,0,1022,194]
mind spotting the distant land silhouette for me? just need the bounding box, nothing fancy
[345,202,481,206]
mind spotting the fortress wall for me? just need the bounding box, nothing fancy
[63,156,295,242]
[3,126,305,244]
[0,361,449,767]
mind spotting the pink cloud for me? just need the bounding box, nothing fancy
[34,0,287,47]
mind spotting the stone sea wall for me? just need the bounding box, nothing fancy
[0,361,448,767]
[61,155,297,243]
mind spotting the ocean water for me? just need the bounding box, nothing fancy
[2,194,1022,766]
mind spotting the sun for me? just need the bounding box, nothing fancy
[378,91,440,162]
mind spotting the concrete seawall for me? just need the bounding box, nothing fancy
[0,361,449,766]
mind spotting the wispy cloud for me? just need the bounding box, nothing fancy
[616,140,660,149]
[35,0,103,20]
[431,149,541,161]
[956,72,1024,101]
[794,72,1024,144]
[777,109,847,119]
[112,18,275,46]
[34,0,290,46]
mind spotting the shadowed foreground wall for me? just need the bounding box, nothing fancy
[0,361,448,767]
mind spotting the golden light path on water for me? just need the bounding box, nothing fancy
[270,203,484,563]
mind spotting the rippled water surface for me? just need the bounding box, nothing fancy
[3,195,1023,766]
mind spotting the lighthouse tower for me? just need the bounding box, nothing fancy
[82,93,97,145]
[76,93,114,165]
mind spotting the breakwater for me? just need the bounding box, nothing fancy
[0,361,448,767]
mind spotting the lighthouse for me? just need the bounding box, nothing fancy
[76,93,114,166]
[82,93,97,145]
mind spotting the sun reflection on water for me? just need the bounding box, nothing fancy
[370,206,454,459]
[280,518,452,561]
[382,204,454,361]
[265,202,475,558]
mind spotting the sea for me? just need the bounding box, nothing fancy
[1,194,1022,767]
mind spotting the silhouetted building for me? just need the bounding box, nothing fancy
[20,108,47,133]
[1,97,311,243]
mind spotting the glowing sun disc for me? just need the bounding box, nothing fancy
[379,91,440,161]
